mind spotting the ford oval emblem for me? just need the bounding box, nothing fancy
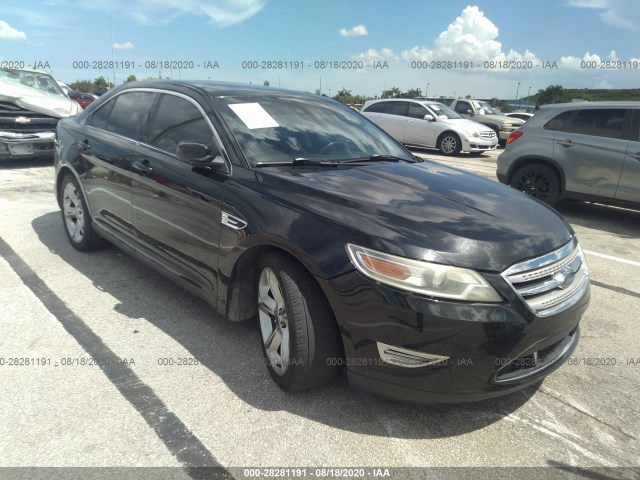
[553,267,576,290]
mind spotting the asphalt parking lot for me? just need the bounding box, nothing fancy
[0,153,638,480]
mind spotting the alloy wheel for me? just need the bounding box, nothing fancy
[258,267,290,376]
[62,182,86,243]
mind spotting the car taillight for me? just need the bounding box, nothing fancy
[506,131,523,144]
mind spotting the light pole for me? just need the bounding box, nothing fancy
[526,86,531,109]
[515,82,521,111]
[426,82,430,98]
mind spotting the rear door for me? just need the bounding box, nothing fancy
[130,91,226,298]
[79,90,156,238]
[616,109,640,203]
[362,101,408,141]
[403,102,437,147]
[552,107,630,199]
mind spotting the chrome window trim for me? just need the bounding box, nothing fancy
[81,87,232,173]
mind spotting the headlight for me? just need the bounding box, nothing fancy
[465,131,480,138]
[346,244,502,302]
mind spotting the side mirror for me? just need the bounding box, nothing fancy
[176,141,224,167]
[423,114,435,121]
[478,108,486,115]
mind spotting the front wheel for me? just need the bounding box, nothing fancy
[509,163,561,206]
[257,253,342,391]
[437,132,462,156]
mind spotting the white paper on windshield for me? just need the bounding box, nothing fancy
[229,102,279,129]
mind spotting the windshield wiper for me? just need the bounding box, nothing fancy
[339,154,419,164]
[255,157,339,168]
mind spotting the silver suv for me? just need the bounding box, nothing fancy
[497,102,640,208]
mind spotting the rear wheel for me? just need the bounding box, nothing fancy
[257,252,342,391]
[60,173,108,251]
[437,132,461,156]
[509,164,561,206]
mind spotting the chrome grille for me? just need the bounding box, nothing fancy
[502,239,589,317]
[479,131,496,139]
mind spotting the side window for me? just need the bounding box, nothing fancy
[377,101,408,116]
[148,94,213,156]
[86,99,115,130]
[565,109,627,139]
[454,101,470,114]
[544,111,574,131]
[408,103,428,119]
[105,91,156,140]
[364,102,391,114]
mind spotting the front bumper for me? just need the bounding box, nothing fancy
[461,136,498,153]
[321,264,589,404]
[0,131,56,160]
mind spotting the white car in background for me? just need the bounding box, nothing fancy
[361,98,498,155]
[0,68,81,160]
[505,112,535,122]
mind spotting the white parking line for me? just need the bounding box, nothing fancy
[583,250,640,267]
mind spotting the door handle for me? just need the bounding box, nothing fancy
[557,139,574,147]
[629,152,640,160]
[75,140,91,152]
[132,160,154,175]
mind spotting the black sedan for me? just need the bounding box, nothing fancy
[54,81,590,403]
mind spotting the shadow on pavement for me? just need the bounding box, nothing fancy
[32,211,538,440]
[555,200,640,240]
[0,156,54,169]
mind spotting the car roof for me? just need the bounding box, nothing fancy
[540,101,640,110]
[117,80,321,101]
[364,98,441,106]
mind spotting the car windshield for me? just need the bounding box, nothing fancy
[426,103,463,120]
[0,68,66,97]
[212,95,413,167]
[473,101,501,115]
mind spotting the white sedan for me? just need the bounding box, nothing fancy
[361,98,498,155]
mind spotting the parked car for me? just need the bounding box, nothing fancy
[68,91,98,109]
[450,98,524,146]
[55,81,589,403]
[505,112,535,122]
[497,101,640,209]
[0,67,81,160]
[361,99,497,155]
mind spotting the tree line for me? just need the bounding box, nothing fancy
[67,78,640,110]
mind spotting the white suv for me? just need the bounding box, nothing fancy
[361,99,498,155]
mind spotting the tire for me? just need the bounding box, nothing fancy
[509,163,561,206]
[256,252,342,391]
[437,132,462,156]
[59,173,109,251]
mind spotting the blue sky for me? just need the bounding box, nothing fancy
[1,0,639,99]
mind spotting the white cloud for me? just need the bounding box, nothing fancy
[75,0,266,27]
[134,0,266,27]
[559,50,619,69]
[568,0,640,31]
[113,41,134,49]
[359,6,540,69]
[0,20,27,40]
[354,48,398,63]
[340,24,368,37]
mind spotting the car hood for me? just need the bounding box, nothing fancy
[256,161,572,272]
[440,118,494,132]
[478,113,524,126]
[0,79,79,118]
